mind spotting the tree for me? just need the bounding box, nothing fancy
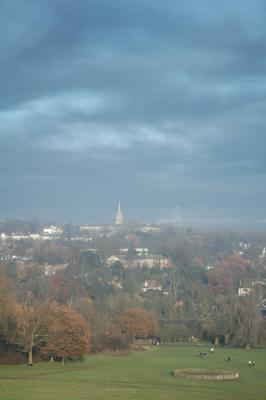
[8,300,52,365]
[159,323,191,343]
[4,261,17,280]
[143,291,179,320]
[204,295,262,347]
[80,251,103,271]
[110,261,125,280]
[167,266,181,298]
[122,271,140,296]
[117,307,158,339]
[208,268,234,295]
[203,305,233,345]
[62,223,81,239]
[42,304,92,365]
[230,296,261,348]
[49,273,72,304]
[0,272,16,341]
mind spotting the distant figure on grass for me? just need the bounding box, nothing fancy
[152,336,161,346]
[248,360,252,366]
[227,356,231,362]
[198,352,206,358]
[252,360,256,367]
[210,347,214,354]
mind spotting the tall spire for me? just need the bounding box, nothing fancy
[115,201,123,225]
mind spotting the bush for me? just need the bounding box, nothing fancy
[91,333,130,353]
[159,323,192,342]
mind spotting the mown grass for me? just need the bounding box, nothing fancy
[0,344,265,400]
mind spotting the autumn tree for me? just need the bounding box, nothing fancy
[49,272,72,304]
[73,297,94,322]
[42,303,92,365]
[208,268,234,295]
[8,300,52,365]
[208,254,254,295]
[117,307,158,339]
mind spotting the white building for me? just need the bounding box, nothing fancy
[106,255,122,267]
[115,202,123,225]
[0,233,7,240]
[143,280,162,292]
[43,225,63,236]
[238,287,251,296]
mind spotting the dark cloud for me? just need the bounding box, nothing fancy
[0,0,266,227]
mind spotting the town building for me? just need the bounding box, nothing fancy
[43,225,63,236]
[115,202,123,225]
[106,254,171,269]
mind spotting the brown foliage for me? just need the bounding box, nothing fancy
[49,273,72,304]
[6,300,52,365]
[208,254,253,294]
[41,303,92,360]
[117,307,158,338]
[91,331,130,353]
[208,268,234,294]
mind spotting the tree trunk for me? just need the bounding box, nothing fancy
[61,357,65,367]
[214,336,219,345]
[28,349,33,366]
[224,334,230,345]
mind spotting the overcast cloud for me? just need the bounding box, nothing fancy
[0,0,266,227]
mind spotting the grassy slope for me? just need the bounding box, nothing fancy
[0,344,265,400]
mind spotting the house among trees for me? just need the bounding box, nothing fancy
[142,280,162,293]
[119,248,149,256]
[106,255,122,267]
[125,255,171,269]
[238,287,251,296]
[106,254,171,269]
[42,263,68,276]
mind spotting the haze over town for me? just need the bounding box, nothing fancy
[1,1,266,228]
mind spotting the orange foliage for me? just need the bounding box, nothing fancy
[208,268,234,294]
[42,303,92,360]
[208,254,251,294]
[117,307,158,338]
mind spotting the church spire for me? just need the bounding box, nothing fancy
[115,201,123,225]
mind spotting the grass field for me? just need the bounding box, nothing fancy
[0,344,265,400]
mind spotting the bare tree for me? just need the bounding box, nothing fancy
[8,299,52,365]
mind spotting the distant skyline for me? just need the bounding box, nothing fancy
[1,1,266,228]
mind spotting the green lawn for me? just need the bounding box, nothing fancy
[0,344,265,400]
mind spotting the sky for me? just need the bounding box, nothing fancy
[1,0,266,228]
